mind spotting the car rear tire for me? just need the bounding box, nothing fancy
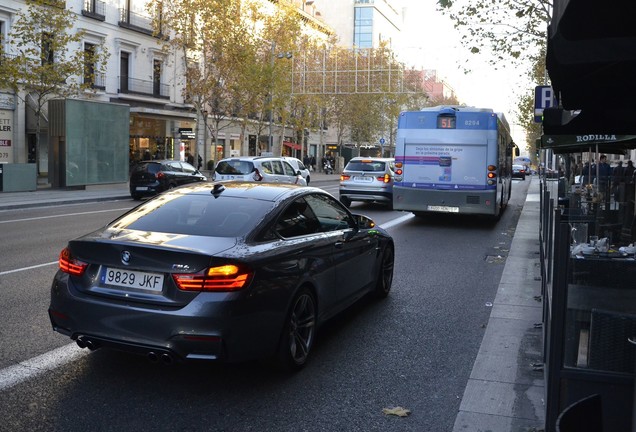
[374,245,394,299]
[276,288,316,371]
[131,194,142,200]
[339,196,352,208]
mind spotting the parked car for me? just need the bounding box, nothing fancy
[339,157,395,209]
[49,182,394,370]
[282,156,311,184]
[213,156,307,186]
[512,164,526,180]
[129,160,207,200]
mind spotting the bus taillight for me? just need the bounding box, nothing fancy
[487,165,497,171]
[487,172,496,179]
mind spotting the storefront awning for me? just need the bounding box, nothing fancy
[540,134,636,155]
[283,141,301,150]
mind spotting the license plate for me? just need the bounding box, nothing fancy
[135,186,149,191]
[427,205,459,213]
[353,176,373,182]
[100,267,165,291]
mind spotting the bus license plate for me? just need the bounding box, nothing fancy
[101,267,164,291]
[427,205,459,213]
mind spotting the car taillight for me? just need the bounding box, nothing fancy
[173,264,252,291]
[59,247,88,276]
[377,174,391,183]
[157,172,165,179]
[340,174,351,181]
[253,168,263,181]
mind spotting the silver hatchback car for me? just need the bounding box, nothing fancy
[339,157,395,209]
[213,156,307,186]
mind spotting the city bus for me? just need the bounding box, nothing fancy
[393,106,517,218]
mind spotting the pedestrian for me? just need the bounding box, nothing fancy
[310,155,316,172]
[197,154,203,170]
[186,151,194,166]
[613,161,625,203]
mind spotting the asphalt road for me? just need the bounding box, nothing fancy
[0,179,530,432]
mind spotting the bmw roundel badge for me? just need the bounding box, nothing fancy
[121,251,131,265]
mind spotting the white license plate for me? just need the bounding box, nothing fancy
[101,267,165,291]
[427,205,459,213]
[135,186,149,191]
[353,176,373,182]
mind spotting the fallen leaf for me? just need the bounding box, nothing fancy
[382,407,411,417]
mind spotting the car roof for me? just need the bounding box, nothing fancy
[168,181,323,202]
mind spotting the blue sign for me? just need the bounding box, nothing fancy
[534,86,558,123]
[379,137,386,145]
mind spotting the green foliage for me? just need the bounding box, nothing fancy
[437,0,550,69]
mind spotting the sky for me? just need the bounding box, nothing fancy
[399,1,532,147]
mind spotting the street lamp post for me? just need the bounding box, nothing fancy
[202,109,208,171]
[267,41,292,155]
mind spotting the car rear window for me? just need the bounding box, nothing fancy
[215,160,255,175]
[345,161,387,172]
[132,162,161,174]
[111,195,275,237]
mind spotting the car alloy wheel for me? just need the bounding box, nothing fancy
[374,246,394,298]
[278,288,316,370]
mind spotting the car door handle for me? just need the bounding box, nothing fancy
[334,241,344,249]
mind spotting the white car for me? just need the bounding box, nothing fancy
[213,156,307,186]
[282,157,311,184]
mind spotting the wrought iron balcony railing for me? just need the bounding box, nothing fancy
[118,76,170,99]
[82,0,105,20]
[118,8,162,36]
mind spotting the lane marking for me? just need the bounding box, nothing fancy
[0,344,88,392]
[0,262,58,276]
[0,212,413,393]
[381,213,414,230]
[0,208,131,224]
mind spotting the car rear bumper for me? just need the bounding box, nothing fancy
[49,276,284,363]
[339,188,393,202]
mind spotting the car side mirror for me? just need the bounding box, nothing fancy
[352,214,376,230]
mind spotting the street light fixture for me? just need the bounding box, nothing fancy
[267,42,292,155]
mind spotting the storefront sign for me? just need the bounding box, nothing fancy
[179,128,195,139]
[0,110,14,163]
[0,93,16,110]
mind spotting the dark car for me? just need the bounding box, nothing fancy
[129,160,207,200]
[512,164,526,180]
[49,182,394,370]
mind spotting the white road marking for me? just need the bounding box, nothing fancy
[0,262,58,276]
[0,213,412,393]
[0,208,130,224]
[0,343,89,392]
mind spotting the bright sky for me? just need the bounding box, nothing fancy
[399,1,532,147]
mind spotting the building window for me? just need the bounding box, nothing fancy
[153,59,162,97]
[120,52,129,93]
[84,42,95,85]
[354,7,373,49]
[42,32,54,65]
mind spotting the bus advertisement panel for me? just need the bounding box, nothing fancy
[393,106,514,217]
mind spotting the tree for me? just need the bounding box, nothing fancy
[437,0,551,68]
[515,47,546,163]
[0,0,108,171]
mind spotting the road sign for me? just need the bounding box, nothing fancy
[534,86,558,123]
[379,137,386,145]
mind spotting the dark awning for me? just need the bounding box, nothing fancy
[540,134,636,155]
[546,0,636,111]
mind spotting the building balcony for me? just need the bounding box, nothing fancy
[118,76,170,99]
[82,0,105,21]
[84,72,106,91]
[118,8,162,36]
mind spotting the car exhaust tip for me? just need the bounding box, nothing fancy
[147,352,159,363]
[160,353,174,365]
[76,337,87,349]
[85,339,99,351]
